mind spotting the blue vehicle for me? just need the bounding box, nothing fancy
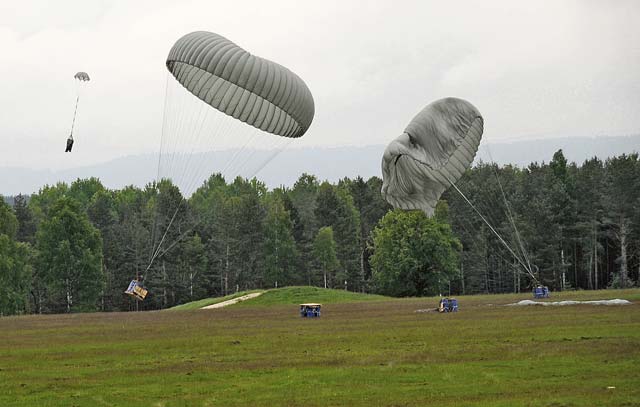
[300,303,322,318]
[438,298,458,313]
[533,286,550,299]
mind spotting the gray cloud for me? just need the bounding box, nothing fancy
[1,0,638,171]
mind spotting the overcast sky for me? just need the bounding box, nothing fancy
[1,0,639,170]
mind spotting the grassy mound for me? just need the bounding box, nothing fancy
[171,286,389,310]
[169,289,263,310]
[235,286,390,306]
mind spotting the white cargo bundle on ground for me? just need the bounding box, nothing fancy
[506,299,631,307]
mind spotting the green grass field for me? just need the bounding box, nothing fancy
[1,288,639,406]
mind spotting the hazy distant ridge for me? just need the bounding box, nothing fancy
[1,135,638,196]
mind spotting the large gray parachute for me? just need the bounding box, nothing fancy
[381,97,483,215]
[166,31,315,138]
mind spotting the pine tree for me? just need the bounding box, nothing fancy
[605,154,639,288]
[13,194,36,244]
[0,235,32,316]
[313,227,340,288]
[262,196,298,287]
[36,197,104,313]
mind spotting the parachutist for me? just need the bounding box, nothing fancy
[65,135,74,152]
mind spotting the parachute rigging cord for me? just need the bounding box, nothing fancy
[442,172,539,284]
[485,146,536,279]
[144,76,295,273]
[69,95,79,137]
[70,72,90,139]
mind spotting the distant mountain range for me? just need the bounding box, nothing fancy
[2,135,638,197]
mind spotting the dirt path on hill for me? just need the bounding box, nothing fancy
[201,292,263,309]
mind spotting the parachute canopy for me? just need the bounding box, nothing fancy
[381,97,483,215]
[74,72,90,81]
[166,31,314,138]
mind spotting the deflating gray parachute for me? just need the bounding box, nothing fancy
[74,72,90,81]
[166,31,315,138]
[381,97,483,215]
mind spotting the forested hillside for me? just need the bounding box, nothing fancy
[1,150,638,315]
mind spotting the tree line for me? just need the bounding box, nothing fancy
[0,150,638,315]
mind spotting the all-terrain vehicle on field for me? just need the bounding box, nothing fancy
[533,286,550,299]
[438,298,458,313]
[300,303,322,318]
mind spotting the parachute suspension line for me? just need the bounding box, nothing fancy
[175,86,223,187]
[147,134,290,269]
[178,101,241,194]
[167,100,235,203]
[456,172,513,238]
[450,204,527,282]
[149,74,173,262]
[151,128,289,265]
[70,78,84,137]
[219,129,260,175]
[453,171,529,276]
[246,137,294,179]
[442,175,531,289]
[150,135,233,268]
[150,75,187,260]
[178,115,277,201]
[485,147,535,277]
[149,77,214,259]
[161,78,188,183]
[169,88,212,185]
[147,116,211,270]
[147,76,188,268]
[444,175,538,283]
[156,74,172,182]
[220,122,295,181]
[183,129,236,194]
[69,95,80,136]
[146,84,292,270]
[449,179,535,283]
[149,75,193,265]
[147,201,183,271]
[174,97,219,186]
[151,97,242,265]
[440,163,535,284]
[154,220,202,261]
[161,76,243,195]
[176,102,282,197]
[164,79,194,183]
[149,98,211,267]
[150,128,292,266]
